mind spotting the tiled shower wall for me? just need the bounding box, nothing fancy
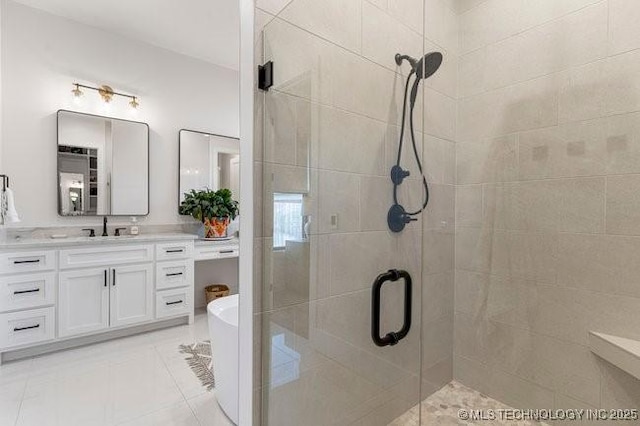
[455,0,640,411]
[254,0,457,424]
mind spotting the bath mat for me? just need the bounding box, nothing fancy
[179,340,215,391]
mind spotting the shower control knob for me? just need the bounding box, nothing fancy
[387,204,417,233]
[390,165,410,185]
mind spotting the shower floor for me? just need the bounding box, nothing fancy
[389,381,547,426]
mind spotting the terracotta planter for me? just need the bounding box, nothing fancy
[204,217,230,239]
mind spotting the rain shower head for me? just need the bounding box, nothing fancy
[395,52,443,79]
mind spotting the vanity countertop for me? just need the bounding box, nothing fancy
[194,237,239,247]
[0,232,198,250]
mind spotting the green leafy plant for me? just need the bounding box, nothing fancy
[179,188,239,222]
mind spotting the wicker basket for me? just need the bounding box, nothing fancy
[205,284,230,304]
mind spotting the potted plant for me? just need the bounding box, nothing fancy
[179,188,239,239]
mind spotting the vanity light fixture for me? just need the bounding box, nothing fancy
[71,83,140,109]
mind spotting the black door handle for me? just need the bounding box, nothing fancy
[371,269,412,347]
[166,300,183,305]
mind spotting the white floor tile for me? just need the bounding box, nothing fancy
[187,392,234,426]
[0,358,33,385]
[0,379,26,426]
[114,401,200,426]
[1,312,217,426]
[162,353,209,400]
[0,397,22,426]
[18,382,110,426]
[107,347,186,424]
[157,338,210,397]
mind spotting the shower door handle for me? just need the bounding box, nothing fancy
[371,269,412,347]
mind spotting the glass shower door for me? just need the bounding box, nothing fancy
[253,0,444,424]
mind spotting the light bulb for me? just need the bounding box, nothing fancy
[71,84,83,98]
[129,97,139,110]
[71,84,83,105]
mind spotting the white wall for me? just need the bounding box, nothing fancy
[1,1,239,227]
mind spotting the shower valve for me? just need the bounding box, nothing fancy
[387,204,417,233]
[390,165,410,185]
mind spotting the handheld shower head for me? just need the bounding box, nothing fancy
[395,52,443,107]
[395,52,443,79]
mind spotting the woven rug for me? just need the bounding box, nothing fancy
[179,340,215,391]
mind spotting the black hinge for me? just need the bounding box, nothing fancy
[258,61,274,91]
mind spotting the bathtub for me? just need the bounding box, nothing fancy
[207,294,239,424]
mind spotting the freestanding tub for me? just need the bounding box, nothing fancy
[207,294,239,424]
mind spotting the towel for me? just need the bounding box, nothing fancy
[5,188,21,223]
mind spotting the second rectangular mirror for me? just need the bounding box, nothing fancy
[179,130,240,205]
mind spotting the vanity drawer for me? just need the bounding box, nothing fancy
[155,242,194,261]
[194,244,239,261]
[0,307,55,350]
[156,260,193,290]
[0,273,56,313]
[0,251,56,275]
[59,245,153,269]
[156,287,192,319]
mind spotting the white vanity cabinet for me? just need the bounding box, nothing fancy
[58,263,154,337]
[0,235,196,362]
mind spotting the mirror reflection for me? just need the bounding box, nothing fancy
[57,110,149,216]
[179,130,239,204]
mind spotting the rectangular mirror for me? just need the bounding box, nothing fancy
[57,110,149,216]
[179,129,239,206]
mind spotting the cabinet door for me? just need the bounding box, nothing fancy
[59,268,109,337]
[110,264,153,328]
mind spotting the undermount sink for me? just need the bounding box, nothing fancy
[96,235,137,240]
[60,235,138,242]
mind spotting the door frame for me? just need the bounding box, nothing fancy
[239,0,255,424]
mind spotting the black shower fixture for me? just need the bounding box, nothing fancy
[388,51,443,233]
[395,52,443,107]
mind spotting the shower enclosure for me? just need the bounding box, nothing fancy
[253,0,640,424]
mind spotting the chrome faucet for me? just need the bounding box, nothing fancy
[102,217,108,237]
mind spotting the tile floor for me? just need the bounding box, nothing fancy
[0,310,233,426]
[389,381,548,426]
[0,313,550,426]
